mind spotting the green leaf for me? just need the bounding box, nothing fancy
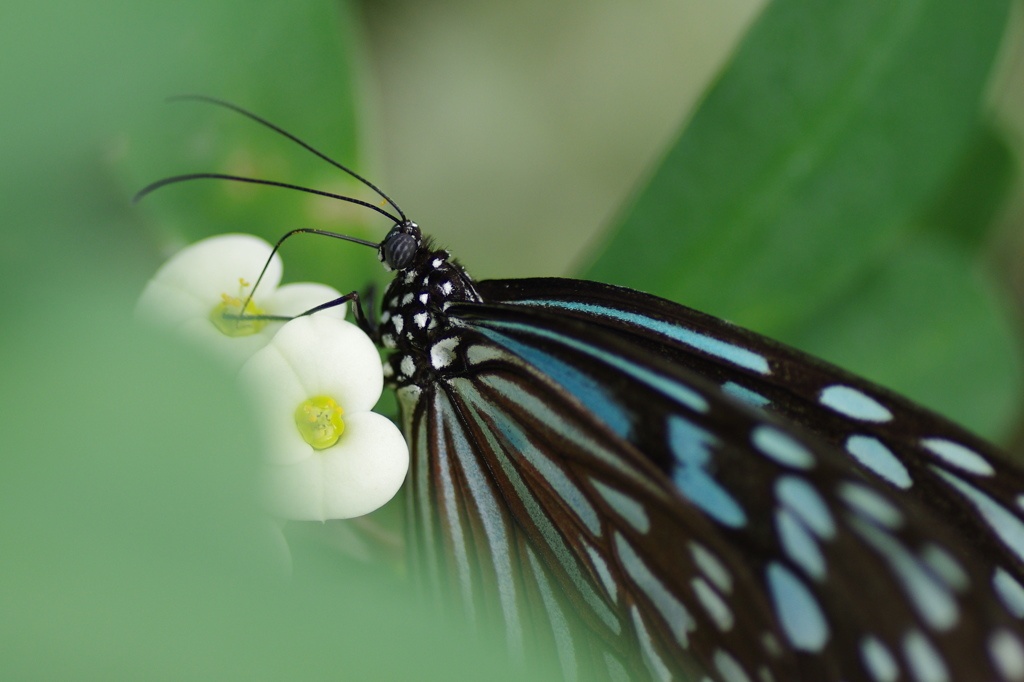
[1,0,378,306]
[118,0,381,293]
[919,125,1016,251]
[584,0,1012,335]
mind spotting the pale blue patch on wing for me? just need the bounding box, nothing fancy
[933,467,1024,565]
[713,648,753,682]
[994,568,1024,618]
[776,508,826,580]
[776,476,835,539]
[475,323,709,413]
[617,532,695,648]
[442,401,525,654]
[457,384,622,635]
[515,299,772,375]
[721,381,771,408]
[845,435,912,489]
[583,539,619,602]
[690,542,734,594]
[669,416,747,528]
[766,561,830,652]
[920,544,969,592]
[902,630,949,682]
[751,425,815,469]
[630,606,673,682]
[818,385,893,422]
[849,516,959,631]
[839,482,903,529]
[692,577,734,631]
[475,330,632,438]
[483,398,603,538]
[602,652,631,682]
[592,480,650,534]
[525,546,578,682]
[860,636,899,682]
[988,629,1024,682]
[922,438,995,477]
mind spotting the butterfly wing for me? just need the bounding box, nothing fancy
[400,282,1024,681]
[480,277,1024,589]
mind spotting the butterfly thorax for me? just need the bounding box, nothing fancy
[377,224,481,388]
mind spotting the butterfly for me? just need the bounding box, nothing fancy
[139,96,1024,682]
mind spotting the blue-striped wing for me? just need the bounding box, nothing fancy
[480,278,1024,589]
[398,282,1024,682]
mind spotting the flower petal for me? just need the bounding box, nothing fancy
[136,234,287,367]
[266,316,383,412]
[261,412,408,521]
[265,282,346,320]
[145,234,282,303]
[240,343,316,466]
[320,412,409,519]
[176,316,280,370]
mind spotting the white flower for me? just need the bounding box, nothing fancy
[240,315,409,521]
[137,234,345,368]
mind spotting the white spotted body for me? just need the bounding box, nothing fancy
[377,226,481,388]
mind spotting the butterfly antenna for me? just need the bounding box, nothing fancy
[169,94,407,222]
[132,172,401,224]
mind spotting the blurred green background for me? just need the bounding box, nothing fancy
[3,0,1024,678]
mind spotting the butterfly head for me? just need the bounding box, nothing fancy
[378,221,423,272]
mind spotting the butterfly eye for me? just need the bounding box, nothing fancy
[381,224,420,270]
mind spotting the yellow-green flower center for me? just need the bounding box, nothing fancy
[210,279,268,337]
[295,396,345,449]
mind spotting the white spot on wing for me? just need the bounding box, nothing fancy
[441,281,454,295]
[401,293,414,305]
[393,315,404,334]
[419,293,429,304]
[399,355,415,379]
[414,312,429,328]
[430,336,461,369]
